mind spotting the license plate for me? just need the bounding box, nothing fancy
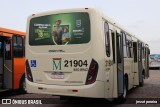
[51,72,64,79]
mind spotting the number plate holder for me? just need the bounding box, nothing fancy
[51,72,64,79]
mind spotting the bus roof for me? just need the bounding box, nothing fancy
[0,27,25,37]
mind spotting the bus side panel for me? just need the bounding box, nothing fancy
[13,57,25,89]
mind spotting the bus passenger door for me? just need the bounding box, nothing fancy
[145,47,150,78]
[3,38,13,89]
[0,38,3,89]
[12,35,25,89]
[111,31,124,97]
[138,42,143,83]
[133,42,139,85]
[116,32,124,96]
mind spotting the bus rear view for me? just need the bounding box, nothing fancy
[26,8,104,98]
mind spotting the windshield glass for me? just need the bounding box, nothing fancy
[29,12,90,45]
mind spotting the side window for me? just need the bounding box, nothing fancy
[142,44,145,58]
[0,42,2,50]
[104,22,110,57]
[13,36,23,58]
[24,37,25,56]
[138,42,142,62]
[144,47,146,58]
[0,42,2,57]
[112,32,115,63]
[126,34,133,58]
[133,42,137,62]
[116,33,121,63]
[122,33,127,58]
[5,39,11,60]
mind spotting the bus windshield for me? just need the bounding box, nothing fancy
[29,12,90,46]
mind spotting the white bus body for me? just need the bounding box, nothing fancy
[149,54,160,69]
[26,8,150,100]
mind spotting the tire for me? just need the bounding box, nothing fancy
[116,77,128,103]
[139,75,144,87]
[19,75,27,94]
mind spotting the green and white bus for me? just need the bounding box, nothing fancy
[26,8,150,101]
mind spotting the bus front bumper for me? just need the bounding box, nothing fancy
[26,79,105,98]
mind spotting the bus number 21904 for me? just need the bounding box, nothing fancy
[64,60,88,67]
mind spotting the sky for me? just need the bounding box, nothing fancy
[0,0,160,54]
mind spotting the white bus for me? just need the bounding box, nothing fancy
[149,54,160,69]
[26,8,150,101]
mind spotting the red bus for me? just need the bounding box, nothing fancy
[0,27,26,93]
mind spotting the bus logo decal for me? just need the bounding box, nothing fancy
[31,60,37,67]
[52,58,62,70]
[76,20,81,27]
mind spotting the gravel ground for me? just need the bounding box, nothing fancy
[0,70,160,107]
